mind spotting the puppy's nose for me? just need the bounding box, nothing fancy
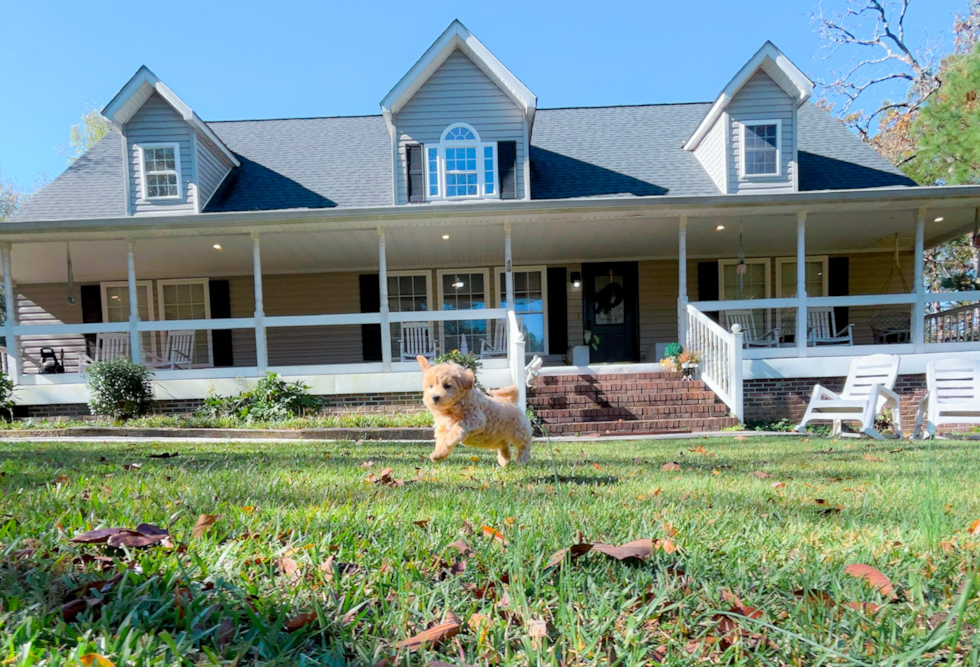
[432,395,442,404]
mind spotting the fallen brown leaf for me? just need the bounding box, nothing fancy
[79,655,115,667]
[969,518,980,535]
[844,563,895,597]
[191,514,220,539]
[528,618,549,649]
[546,538,653,568]
[285,612,318,632]
[863,453,885,462]
[122,463,141,471]
[481,525,507,545]
[395,608,462,652]
[749,471,772,479]
[69,527,138,544]
[771,481,786,490]
[661,462,681,472]
[448,539,475,557]
[412,519,430,529]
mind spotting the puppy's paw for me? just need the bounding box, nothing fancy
[429,448,450,462]
[496,448,512,467]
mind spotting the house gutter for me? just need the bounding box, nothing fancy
[4,185,980,241]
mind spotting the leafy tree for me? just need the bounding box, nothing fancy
[65,109,110,164]
[0,166,19,222]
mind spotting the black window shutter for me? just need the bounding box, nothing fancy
[697,261,720,324]
[359,274,382,361]
[208,280,234,367]
[80,284,102,356]
[828,257,849,329]
[498,141,518,200]
[546,267,568,355]
[406,144,424,203]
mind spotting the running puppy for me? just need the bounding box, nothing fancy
[417,356,533,466]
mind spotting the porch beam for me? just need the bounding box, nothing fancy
[378,227,392,372]
[252,232,268,372]
[795,212,807,357]
[678,214,688,346]
[913,207,926,352]
[1,243,19,382]
[126,240,141,363]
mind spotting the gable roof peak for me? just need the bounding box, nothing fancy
[102,65,239,167]
[380,20,536,128]
[684,41,814,152]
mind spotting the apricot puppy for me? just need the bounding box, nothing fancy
[417,356,533,466]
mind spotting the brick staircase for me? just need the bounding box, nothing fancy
[528,371,739,437]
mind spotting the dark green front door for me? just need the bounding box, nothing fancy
[582,262,640,363]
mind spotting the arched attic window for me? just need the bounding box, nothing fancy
[425,123,498,201]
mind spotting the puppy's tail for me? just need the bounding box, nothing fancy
[488,385,520,404]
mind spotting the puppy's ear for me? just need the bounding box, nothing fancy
[458,368,475,391]
[417,356,431,370]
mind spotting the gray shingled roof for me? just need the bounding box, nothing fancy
[10,102,915,222]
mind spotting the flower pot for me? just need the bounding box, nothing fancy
[572,345,591,367]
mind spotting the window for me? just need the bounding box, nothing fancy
[740,121,780,177]
[424,124,497,201]
[775,257,829,336]
[101,281,156,357]
[495,267,548,354]
[387,272,431,358]
[718,259,771,334]
[437,269,489,353]
[139,143,181,199]
[157,279,212,367]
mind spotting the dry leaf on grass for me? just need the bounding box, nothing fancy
[79,655,115,667]
[863,454,885,462]
[528,618,550,649]
[122,463,141,471]
[772,481,786,490]
[285,612,318,632]
[661,462,681,472]
[148,452,179,459]
[969,518,980,535]
[749,471,772,479]
[70,527,138,544]
[481,525,507,545]
[192,514,221,539]
[546,538,654,569]
[395,608,462,652]
[278,557,301,585]
[844,563,895,597]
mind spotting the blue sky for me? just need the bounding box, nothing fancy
[0,0,965,188]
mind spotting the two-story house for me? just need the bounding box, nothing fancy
[6,20,980,434]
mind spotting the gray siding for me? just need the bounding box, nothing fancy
[692,116,727,193]
[728,70,795,194]
[394,49,526,204]
[127,92,195,215]
[16,283,86,373]
[195,132,234,208]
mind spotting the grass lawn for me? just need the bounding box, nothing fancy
[1,436,979,666]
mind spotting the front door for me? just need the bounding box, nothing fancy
[582,262,639,363]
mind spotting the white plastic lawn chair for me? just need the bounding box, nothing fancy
[722,310,780,348]
[399,321,436,361]
[145,330,195,370]
[79,333,131,372]
[807,307,854,346]
[795,354,902,440]
[913,358,980,439]
[480,319,508,359]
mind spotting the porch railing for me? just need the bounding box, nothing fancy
[507,310,527,411]
[925,302,980,343]
[685,304,743,421]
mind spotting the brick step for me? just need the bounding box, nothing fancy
[534,403,731,423]
[541,416,740,436]
[528,391,721,408]
[530,380,706,395]
[537,372,683,385]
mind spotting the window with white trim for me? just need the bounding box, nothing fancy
[157,279,213,367]
[495,267,548,354]
[101,281,156,357]
[387,272,432,359]
[740,120,781,177]
[437,269,489,353]
[718,259,771,334]
[775,257,829,337]
[425,124,497,201]
[139,144,181,199]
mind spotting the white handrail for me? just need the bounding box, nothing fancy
[925,303,980,343]
[686,304,743,421]
[389,307,509,323]
[507,310,526,411]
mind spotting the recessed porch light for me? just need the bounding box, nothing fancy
[212,244,223,250]
[716,225,725,231]
[934,216,945,223]
[110,295,119,300]
[442,234,450,240]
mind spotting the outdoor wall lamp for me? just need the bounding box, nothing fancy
[570,271,582,290]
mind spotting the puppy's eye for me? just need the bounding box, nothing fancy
[443,382,452,390]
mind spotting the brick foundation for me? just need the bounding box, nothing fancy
[17,392,425,419]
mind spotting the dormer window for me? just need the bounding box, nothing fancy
[741,120,780,177]
[425,123,497,201]
[139,143,182,199]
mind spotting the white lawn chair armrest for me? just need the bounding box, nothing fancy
[877,384,901,405]
[812,384,841,401]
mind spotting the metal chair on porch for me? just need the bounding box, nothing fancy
[79,333,130,372]
[913,358,980,438]
[722,310,780,348]
[479,319,508,359]
[144,330,196,370]
[807,307,854,346]
[795,354,902,440]
[399,322,436,362]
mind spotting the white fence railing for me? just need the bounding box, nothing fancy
[686,304,743,421]
[925,303,980,343]
[507,310,526,411]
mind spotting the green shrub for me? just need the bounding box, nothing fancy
[85,358,154,419]
[433,350,484,390]
[0,371,14,421]
[197,373,321,423]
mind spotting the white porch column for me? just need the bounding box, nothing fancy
[126,240,141,363]
[251,232,268,372]
[504,222,515,314]
[913,207,926,352]
[1,243,20,382]
[378,227,392,371]
[795,212,807,357]
[677,215,689,347]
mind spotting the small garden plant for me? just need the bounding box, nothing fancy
[85,358,154,419]
[434,350,485,390]
[197,372,322,423]
[0,370,14,421]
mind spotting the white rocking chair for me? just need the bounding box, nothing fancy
[807,307,854,346]
[145,330,196,370]
[913,358,980,439]
[79,333,131,372]
[399,321,436,362]
[795,354,902,440]
[722,310,780,348]
[479,319,508,359]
